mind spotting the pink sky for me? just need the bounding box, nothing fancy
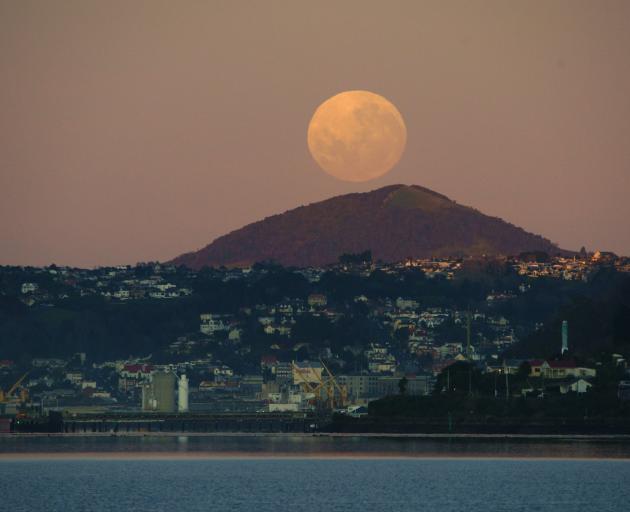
[1,1,629,267]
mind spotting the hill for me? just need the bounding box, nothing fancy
[171,184,567,269]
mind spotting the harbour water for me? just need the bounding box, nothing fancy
[1,435,630,511]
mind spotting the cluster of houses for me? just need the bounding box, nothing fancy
[509,251,630,281]
[4,250,629,308]
[399,258,462,279]
[0,284,613,417]
[1,252,629,418]
[192,291,522,375]
[7,263,194,307]
[1,348,619,419]
[3,331,630,419]
[486,358,601,396]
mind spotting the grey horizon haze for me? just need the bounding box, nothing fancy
[1,0,629,267]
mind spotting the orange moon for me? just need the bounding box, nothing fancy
[307,90,407,182]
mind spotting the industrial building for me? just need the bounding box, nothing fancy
[337,374,432,401]
[142,372,176,412]
[178,374,189,413]
[141,372,190,413]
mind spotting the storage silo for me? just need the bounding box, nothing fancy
[151,372,176,413]
[178,374,189,413]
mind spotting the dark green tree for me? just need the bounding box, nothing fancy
[398,376,408,395]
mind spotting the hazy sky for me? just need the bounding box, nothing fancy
[2,0,629,267]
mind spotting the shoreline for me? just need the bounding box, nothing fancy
[2,431,630,441]
[2,453,630,461]
[3,432,630,460]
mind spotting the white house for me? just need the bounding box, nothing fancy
[559,378,593,394]
[21,282,39,294]
[200,313,231,334]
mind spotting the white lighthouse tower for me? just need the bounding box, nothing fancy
[178,374,189,413]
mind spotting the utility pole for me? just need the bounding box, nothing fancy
[466,310,472,359]
[504,362,510,400]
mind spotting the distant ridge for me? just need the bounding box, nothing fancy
[170,184,568,269]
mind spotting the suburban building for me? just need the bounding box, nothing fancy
[200,313,231,335]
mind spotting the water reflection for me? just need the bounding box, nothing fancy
[1,435,630,459]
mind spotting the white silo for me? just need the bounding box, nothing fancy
[178,374,189,413]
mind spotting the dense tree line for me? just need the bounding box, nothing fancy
[506,270,630,361]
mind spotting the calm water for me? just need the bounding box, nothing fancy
[2,434,630,458]
[1,436,630,511]
[1,458,630,511]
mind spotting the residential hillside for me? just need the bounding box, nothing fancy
[170,184,568,269]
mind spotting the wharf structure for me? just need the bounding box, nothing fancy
[12,411,321,434]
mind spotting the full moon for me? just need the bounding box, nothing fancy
[307,90,407,182]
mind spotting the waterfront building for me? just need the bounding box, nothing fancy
[142,372,176,413]
[178,374,189,413]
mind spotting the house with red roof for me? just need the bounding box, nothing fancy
[260,355,278,370]
[118,363,154,392]
[529,359,596,379]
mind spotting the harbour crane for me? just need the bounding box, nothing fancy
[0,372,30,403]
[291,361,348,410]
[318,359,348,408]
